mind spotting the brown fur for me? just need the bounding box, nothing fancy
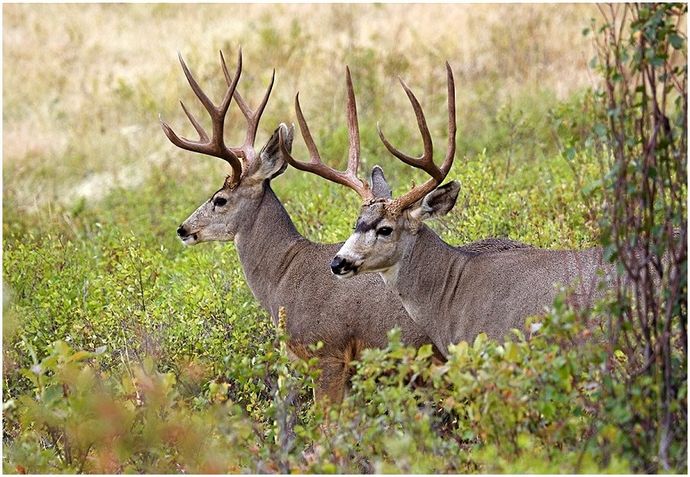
[277,230,529,401]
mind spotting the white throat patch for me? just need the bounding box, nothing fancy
[379,262,400,287]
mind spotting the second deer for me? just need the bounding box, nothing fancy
[282,63,615,358]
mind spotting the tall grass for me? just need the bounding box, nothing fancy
[4,3,598,210]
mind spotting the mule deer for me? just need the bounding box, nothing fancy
[281,63,614,358]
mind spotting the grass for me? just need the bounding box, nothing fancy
[3,3,598,207]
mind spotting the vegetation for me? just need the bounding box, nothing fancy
[3,3,686,473]
[587,4,687,471]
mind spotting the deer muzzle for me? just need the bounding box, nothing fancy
[330,256,358,277]
[177,224,199,246]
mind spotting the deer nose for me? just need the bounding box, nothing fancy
[330,256,354,275]
[177,225,187,237]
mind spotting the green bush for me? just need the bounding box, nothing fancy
[4,289,657,473]
[4,88,685,476]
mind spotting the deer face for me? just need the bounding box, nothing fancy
[176,178,258,245]
[176,124,293,245]
[331,166,460,278]
[159,50,290,247]
[330,200,404,277]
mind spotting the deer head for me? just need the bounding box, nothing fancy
[160,49,294,245]
[282,63,458,278]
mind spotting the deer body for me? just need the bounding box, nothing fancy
[228,181,438,401]
[230,183,429,349]
[234,187,529,349]
[379,224,610,357]
[284,61,615,358]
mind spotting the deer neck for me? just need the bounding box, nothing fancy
[234,183,306,307]
[387,225,469,357]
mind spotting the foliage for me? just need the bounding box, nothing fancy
[2,333,313,473]
[1,292,647,474]
[584,3,687,472]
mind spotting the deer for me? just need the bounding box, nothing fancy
[159,49,535,403]
[280,62,615,358]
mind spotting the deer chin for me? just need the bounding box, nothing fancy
[333,268,358,279]
[179,232,200,246]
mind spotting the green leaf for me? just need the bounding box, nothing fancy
[416,344,434,361]
[41,384,63,405]
[593,123,607,138]
[66,350,94,363]
[669,33,684,50]
[473,333,488,351]
[504,342,521,363]
[565,146,576,161]
[582,178,602,196]
[649,55,665,68]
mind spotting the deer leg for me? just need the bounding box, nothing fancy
[313,338,364,405]
[285,339,347,404]
[314,356,348,405]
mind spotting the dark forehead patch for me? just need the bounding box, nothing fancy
[208,183,231,203]
[355,203,388,233]
[355,215,384,233]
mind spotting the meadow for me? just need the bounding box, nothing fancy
[3,3,686,473]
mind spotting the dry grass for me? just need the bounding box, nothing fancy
[3,3,599,208]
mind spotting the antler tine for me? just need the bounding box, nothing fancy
[178,101,208,142]
[387,63,457,213]
[344,66,362,179]
[377,77,438,180]
[439,61,457,176]
[179,50,241,152]
[279,68,372,201]
[220,50,275,169]
[159,49,243,186]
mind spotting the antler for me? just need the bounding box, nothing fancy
[279,66,373,202]
[159,49,274,187]
[379,62,457,213]
[219,50,275,176]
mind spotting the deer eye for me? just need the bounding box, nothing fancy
[377,226,393,236]
[213,197,228,207]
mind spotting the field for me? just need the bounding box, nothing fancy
[3,3,686,473]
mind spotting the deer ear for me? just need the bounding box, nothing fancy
[409,181,460,222]
[370,165,392,199]
[256,123,294,180]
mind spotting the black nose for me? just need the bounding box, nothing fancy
[330,256,353,275]
[177,225,187,237]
